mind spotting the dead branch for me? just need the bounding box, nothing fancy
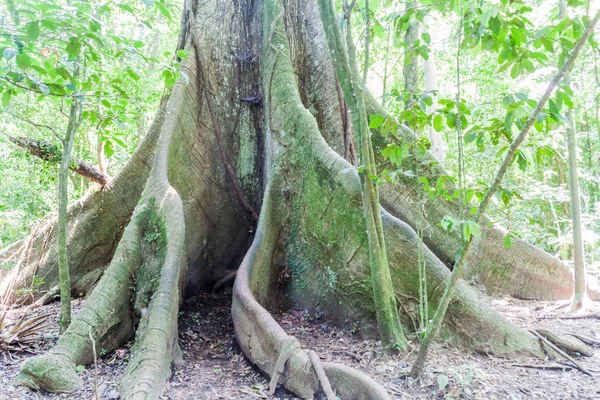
[6,135,109,186]
[531,330,593,376]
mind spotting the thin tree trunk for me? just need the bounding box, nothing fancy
[319,0,409,351]
[560,0,586,308]
[403,1,419,110]
[565,102,586,307]
[422,14,445,165]
[58,87,83,333]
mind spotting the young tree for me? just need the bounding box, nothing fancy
[318,0,408,352]
[560,0,587,309]
[56,71,83,332]
[1,1,598,398]
[422,13,445,165]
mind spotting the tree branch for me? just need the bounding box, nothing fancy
[4,135,109,186]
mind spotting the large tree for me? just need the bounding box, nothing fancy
[1,0,598,398]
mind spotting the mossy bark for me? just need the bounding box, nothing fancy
[317,0,408,352]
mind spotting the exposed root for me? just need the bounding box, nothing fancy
[232,180,393,400]
[569,333,600,347]
[268,337,301,395]
[119,190,185,399]
[14,353,82,393]
[14,217,143,393]
[212,270,238,293]
[309,350,336,400]
[14,57,191,398]
[513,363,573,372]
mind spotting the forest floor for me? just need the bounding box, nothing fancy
[1,287,599,400]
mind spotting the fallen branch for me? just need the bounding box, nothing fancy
[5,135,109,186]
[559,312,600,320]
[536,329,592,356]
[513,363,573,372]
[569,333,600,347]
[531,330,593,376]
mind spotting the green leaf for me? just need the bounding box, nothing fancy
[369,114,385,129]
[66,37,81,59]
[162,69,177,88]
[26,21,40,41]
[510,63,522,79]
[126,67,140,81]
[177,49,190,60]
[433,114,443,132]
[38,83,50,95]
[16,53,31,69]
[489,16,501,35]
[89,19,101,32]
[2,90,12,108]
[521,58,535,73]
[155,1,171,20]
[133,40,145,49]
[104,140,114,158]
[118,4,135,13]
[516,149,528,171]
[515,92,528,101]
[112,137,127,148]
[441,216,457,232]
[75,365,85,373]
[463,220,481,242]
[421,32,431,45]
[503,232,514,248]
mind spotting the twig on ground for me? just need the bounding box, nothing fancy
[513,363,573,371]
[531,330,593,376]
[569,333,600,347]
[559,312,600,320]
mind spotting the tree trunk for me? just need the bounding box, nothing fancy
[559,1,586,308]
[422,13,445,165]
[57,90,83,333]
[2,0,598,398]
[403,2,419,110]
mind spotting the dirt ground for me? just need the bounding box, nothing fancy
[1,287,599,400]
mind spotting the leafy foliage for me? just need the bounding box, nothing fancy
[0,0,180,246]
